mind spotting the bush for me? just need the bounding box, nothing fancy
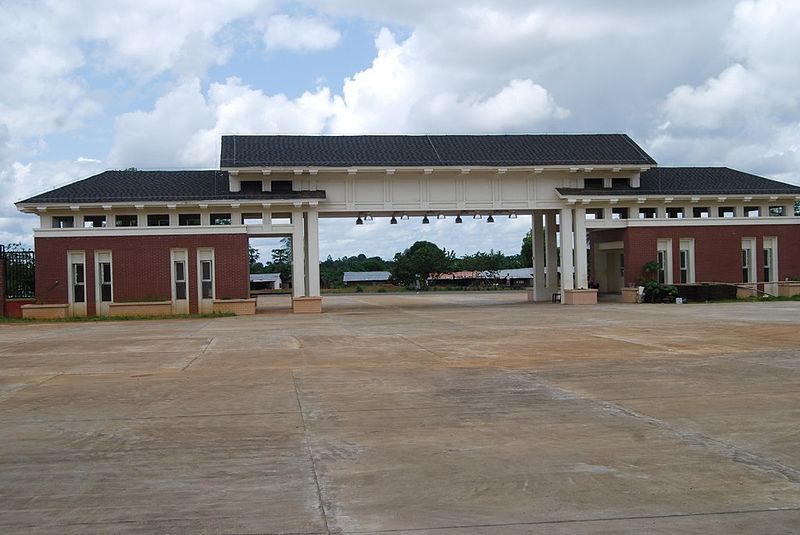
[355,285,364,293]
[377,287,387,293]
[641,280,678,303]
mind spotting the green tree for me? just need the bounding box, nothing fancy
[460,250,508,273]
[392,241,454,285]
[519,230,533,268]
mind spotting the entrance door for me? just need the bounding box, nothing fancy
[171,249,189,314]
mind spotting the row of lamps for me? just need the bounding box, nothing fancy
[355,212,517,225]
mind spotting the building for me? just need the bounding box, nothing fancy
[342,271,392,285]
[250,273,282,292]
[429,268,534,287]
[14,134,800,316]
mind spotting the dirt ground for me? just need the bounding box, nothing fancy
[1,292,799,534]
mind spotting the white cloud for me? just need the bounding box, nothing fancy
[654,0,800,184]
[329,28,568,134]
[264,15,342,51]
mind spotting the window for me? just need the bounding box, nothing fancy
[210,213,231,225]
[657,239,672,284]
[611,207,628,220]
[240,180,263,193]
[583,178,603,189]
[719,207,736,218]
[769,206,785,217]
[741,238,755,283]
[586,208,604,220]
[693,207,710,218]
[148,214,170,226]
[201,260,213,299]
[241,213,263,225]
[679,239,695,284]
[178,213,201,226]
[53,216,74,228]
[99,262,112,302]
[271,212,292,225]
[116,214,138,227]
[83,215,106,228]
[271,180,293,193]
[665,207,684,219]
[745,206,760,217]
[639,207,657,219]
[763,248,772,282]
[174,261,187,300]
[72,262,85,303]
[611,178,629,189]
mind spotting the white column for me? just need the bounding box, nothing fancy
[305,210,321,297]
[574,206,588,289]
[560,207,575,296]
[532,210,547,301]
[291,211,305,298]
[545,210,558,295]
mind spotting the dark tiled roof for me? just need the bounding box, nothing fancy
[557,167,800,197]
[220,134,657,167]
[17,170,326,204]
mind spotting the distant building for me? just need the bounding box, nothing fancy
[250,273,282,292]
[343,271,392,285]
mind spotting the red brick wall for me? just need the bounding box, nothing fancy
[622,224,800,286]
[34,234,250,315]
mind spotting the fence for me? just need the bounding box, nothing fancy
[1,245,36,299]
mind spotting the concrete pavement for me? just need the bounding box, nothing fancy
[1,292,799,533]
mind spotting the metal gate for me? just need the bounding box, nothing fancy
[1,245,36,299]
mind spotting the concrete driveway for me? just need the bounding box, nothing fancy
[1,292,799,534]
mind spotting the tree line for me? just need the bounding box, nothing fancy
[250,231,535,287]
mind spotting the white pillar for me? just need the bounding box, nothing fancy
[560,207,575,296]
[291,211,305,298]
[574,206,588,289]
[545,210,558,295]
[305,210,321,297]
[532,210,547,301]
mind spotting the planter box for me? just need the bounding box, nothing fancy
[292,296,322,314]
[213,298,256,315]
[21,304,69,319]
[108,301,172,317]
[562,289,598,305]
[778,282,800,297]
[736,284,757,299]
[621,287,640,303]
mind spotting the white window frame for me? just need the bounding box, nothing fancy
[170,249,189,314]
[95,251,113,315]
[679,238,695,284]
[67,250,87,317]
[763,237,778,297]
[197,248,215,313]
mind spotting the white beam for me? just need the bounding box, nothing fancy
[560,207,575,297]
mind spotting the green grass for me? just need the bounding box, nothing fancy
[0,312,236,324]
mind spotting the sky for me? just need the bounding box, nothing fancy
[2,0,799,261]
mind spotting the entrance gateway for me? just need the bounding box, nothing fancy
[14,134,800,317]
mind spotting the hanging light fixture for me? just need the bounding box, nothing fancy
[508,212,518,219]
[400,214,409,220]
[390,216,398,224]
[437,214,446,220]
[355,216,363,225]
[473,213,482,220]
[487,214,495,223]
[364,214,374,221]
[422,215,430,224]
[455,215,463,224]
